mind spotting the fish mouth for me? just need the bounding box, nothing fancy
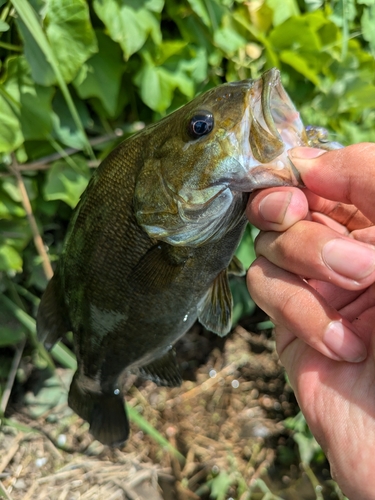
[243,68,306,188]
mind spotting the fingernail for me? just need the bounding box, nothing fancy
[324,321,367,362]
[322,239,375,280]
[289,147,327,160]
[259,192,292,224]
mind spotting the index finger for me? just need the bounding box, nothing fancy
[289,143,375,223]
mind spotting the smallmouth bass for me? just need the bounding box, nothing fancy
[37,68,340,446]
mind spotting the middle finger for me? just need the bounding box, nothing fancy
[255,220,375,290]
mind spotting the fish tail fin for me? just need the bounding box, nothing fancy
[37,274,71,350]
[68,372,129,447]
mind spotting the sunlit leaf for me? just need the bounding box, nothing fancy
[135,61,194,112]
[0,20,10,32]
[361,5,375,54]
[45,0,98,83]
[0,244,23,272]
[44,158,91,208]
[186,0,211,27]
[280,50,320,86]
[2,176,37,203]
[17,0,97,84]
[93,0,163,59]
[210,471,233,500]
[266,0,300,26]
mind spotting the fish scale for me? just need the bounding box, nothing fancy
[37,68,342,446]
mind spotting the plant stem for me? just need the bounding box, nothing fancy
[9,157,53,280]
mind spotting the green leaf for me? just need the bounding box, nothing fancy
[74,31,124,117]
[135,62,194,112]
[24,371,72,418]
[0,193,26,219]
[16,17,56,86]
[361,5,375,53]
[214,26,246,55]
[2,177,37,203]
[16,0,97,85]
[210,471,233,500]
[266,0,300,26]
[0,20,10,32]
[154,40,188,65]
[0,218,32,254]
[235,224,256,270]
[186,0,211,27]
[0,294,75,370]
[0,88,23,153]
[2,56,54,141]
[44,158,91,208]
[93,0,163,59]
[280,50,320,86]
[0,244,23,272]
[294,431,321,466]
[52,90,92,149]
[45,0,98,83]
[0,327,25,347]
[269,16,321,52]
[11,0,94,158]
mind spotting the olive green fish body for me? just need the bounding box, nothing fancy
[37,69,342,446]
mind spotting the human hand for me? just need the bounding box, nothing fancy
[246,144,375,499]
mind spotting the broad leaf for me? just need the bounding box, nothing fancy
[266,0,300,26]
[135,62,194,112]
[1,56,54,142]
[93,0,163,59]
[44,158,91,208]
[45,0,98,83]
[74,31,124,117]
[0,243,23,272]
[17,0,97,85]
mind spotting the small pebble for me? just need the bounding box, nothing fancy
[35,457,47,468]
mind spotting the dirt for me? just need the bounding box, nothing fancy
[0,316,341,500]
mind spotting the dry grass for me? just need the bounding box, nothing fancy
[0,325,329,500]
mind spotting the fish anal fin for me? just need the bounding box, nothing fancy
[228,255,246,277]
[68,372,129,447]
[198,269,233,337]
[36,274,71,350]
[138,348,182,387]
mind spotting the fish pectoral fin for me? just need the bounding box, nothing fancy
[36,274,71,350]
[68,372,129,447]
[131,243,187,293]
[138,348,182,387]
[228,255,246,277]
[197,269,233,337]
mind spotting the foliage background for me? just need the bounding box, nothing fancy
[0,0,374,496]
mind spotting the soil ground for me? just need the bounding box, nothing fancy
[0,310,345,500]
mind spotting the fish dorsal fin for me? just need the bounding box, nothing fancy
[228,255,246,277]
[131,243,191,293]
[197,268,233,337]
[36,274,71,350]
[138,348,182,387]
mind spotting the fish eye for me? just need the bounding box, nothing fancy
[188,112,214,139]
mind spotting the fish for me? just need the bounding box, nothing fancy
[36,68,341,447]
